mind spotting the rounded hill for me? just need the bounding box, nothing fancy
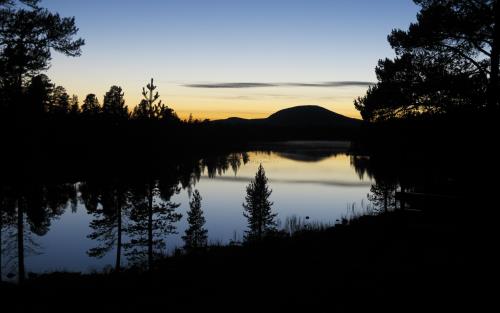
[266,105,361,127]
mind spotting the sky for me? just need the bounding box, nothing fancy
[43,0,419,120]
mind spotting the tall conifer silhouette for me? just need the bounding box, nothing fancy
[243,164,276,241]
[182,190,208,252]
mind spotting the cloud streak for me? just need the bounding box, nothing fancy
[184,83,277,88]
[286,81,375,87]
[183,81,375,89]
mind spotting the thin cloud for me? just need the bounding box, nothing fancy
[285,81,375,87]
[184,83,277,88]
[183,81,375,89]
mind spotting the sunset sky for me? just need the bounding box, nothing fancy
[44,0,419,120]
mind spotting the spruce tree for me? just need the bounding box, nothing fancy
[182,190,208,252]
[81,93,100,116]
[243,164,276,241]
[49,86,70,115]
[102,85,128,120]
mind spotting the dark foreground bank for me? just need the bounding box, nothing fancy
[1,204,494,313]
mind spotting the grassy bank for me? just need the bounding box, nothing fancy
[1,205,492,312]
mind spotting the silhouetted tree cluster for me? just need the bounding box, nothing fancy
[132,78,179,122]
[10,76,181,124]
[367,183,398,213]
[355,0,500,121]
[0,0,84,118]
[0,2,185,126]
[77,153,255,269]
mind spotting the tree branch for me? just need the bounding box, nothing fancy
[441,43,490,74]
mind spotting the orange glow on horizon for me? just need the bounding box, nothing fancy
[174,108,361,121]
[51,80,365,121]
[123,91,363,121]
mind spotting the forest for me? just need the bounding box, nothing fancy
[1,0,498,312]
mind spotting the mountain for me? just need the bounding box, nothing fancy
[266,105,361,127]
[212,105,361,128]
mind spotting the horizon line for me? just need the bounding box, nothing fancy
[183,81,375,89]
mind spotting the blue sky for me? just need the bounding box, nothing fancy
[43,0,419,119]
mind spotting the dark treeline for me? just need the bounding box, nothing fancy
[1,72,359,172]
[351,0,500,163]
[0,1,359,173]
[2,0,499,148]
[2,72,359,174]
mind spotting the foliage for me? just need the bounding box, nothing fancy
[355,0,499,121]
[355,54,487,121]
[69,95,79,115]
[81,93,100,116]
[182,190,208,251]
[102,86,128,120]
[242,164,277,241]
[48,85,70,115]
[367,183,398,213]
[83,182,130,268]
[124,181,182,266]
[132,78,179,122]
[0,0,84,113]
[24,73,53,115]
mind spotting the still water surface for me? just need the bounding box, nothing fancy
[1,142,374,277]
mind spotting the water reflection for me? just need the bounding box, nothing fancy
[81,180,129,271]
[0,182,77,282]
[0,143,413,281]
[125,180,182,269]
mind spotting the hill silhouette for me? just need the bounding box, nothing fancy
[213,105,361,128]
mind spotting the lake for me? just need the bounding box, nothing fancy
[1,141,378,280]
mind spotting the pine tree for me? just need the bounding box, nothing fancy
[182,190,208,252]
[102,85,128,120]
[49,86,70,115]
[69,95,79,115]
[81,93,101,116]
[0,0,84,115]
[243,164,276,241]
[132,78,179,122]
[367,182,397,213]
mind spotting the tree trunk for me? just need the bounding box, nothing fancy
[0,209,3,283]
[148,183,153,271]
[257,206,262,240]
[115,196,122,272]
[384,189,388,213]
[400,185,406,210]
[488,0,500,111]
[17,199,25,284]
